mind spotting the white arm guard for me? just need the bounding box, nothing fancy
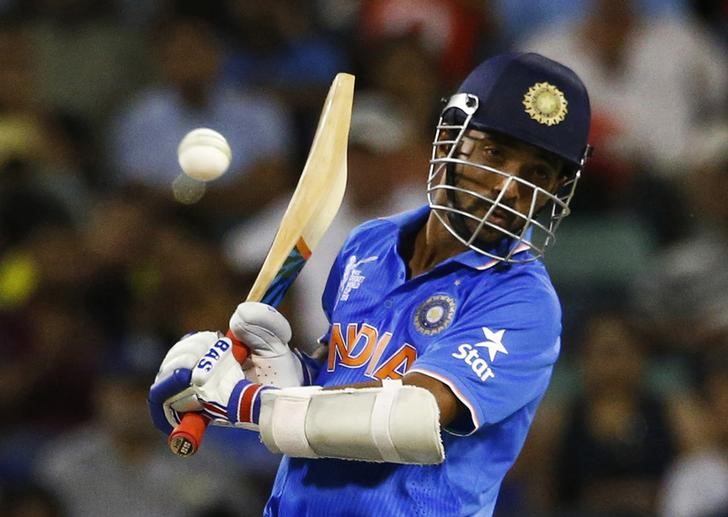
[258,380,445,465]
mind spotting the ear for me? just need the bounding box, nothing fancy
[551,162,574,193]
[553,175,569,193]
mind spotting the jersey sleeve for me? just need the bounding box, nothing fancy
[319,248,346,340]
[408,280,562,435]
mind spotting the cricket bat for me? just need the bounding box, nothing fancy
[168,73,355,457]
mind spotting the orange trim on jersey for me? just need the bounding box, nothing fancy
[475,242,531,270]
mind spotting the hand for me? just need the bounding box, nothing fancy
[229,302,292,357]
[149,302,303,436]
[149,333,275,434]
[187,339,275,430]
[148,331,222,434]
[230,302,311,387]
[156,331,223,385]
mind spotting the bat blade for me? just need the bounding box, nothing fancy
[168,73,355,456]
[247,73,353,302]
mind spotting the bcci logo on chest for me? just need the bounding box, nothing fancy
[414,295,456,335]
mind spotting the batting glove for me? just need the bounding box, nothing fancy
[148,331,222,434]
[149,334,277,434]
[155,331,222,385]
[189,339,277,430]
[230,302,316,386]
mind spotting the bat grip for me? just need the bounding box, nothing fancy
[167,330,250,457]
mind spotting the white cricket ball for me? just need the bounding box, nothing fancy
[177,128,232,182]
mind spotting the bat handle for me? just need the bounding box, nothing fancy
[167,330,250,457]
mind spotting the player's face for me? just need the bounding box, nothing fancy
[436,129,565,243]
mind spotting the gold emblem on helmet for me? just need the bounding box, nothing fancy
[522,82,568,126]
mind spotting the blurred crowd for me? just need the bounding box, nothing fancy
[0,0,726,516]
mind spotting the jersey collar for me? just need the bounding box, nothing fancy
[381,205,532,272]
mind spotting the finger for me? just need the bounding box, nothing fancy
[159,331,221,368]
[157,355,203,380]
[229,302,292,345]
[149,368,192,403]
[168,388,201,413]
[190,337,234,386]
[149,397,175,434]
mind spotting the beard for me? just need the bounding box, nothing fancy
[443,170,526,245]
[438,189,522,250]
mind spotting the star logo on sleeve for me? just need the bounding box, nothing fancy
[474,327,509,362]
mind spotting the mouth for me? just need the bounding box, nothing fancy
[484,207,513,228]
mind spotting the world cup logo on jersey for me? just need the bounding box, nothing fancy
[338,255,378,301]
[414,295,457,335]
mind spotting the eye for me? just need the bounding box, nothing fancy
[526,166,553,187]
[480,145,503,160]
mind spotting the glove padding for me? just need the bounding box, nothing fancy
[149,333,276,435]
[155,331,222,384]
[230,302,310,387]
[188,335,278,430]
[149,332,232,434]
[149,302,307,436]
[149,331,222,434]
[229,302,292,357]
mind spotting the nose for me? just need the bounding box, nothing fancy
[491,172,519,203]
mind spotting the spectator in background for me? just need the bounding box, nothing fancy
[220,0,347,92]
[82,194,244,348]
[509,311,677,515]
[81,196,161,342]
[519,0,728,181]
[0,23,91,239]
[25,0,151,132]
[108,15,293,236]
[0,221,101,483]
[492,0,688,46]
[219,0,348,167]
[356,0,502,87]
[354,32,443,145]
[659,344,728,517]
[34,341,264,517]
[144,214,242,337]
[632,125,728,356]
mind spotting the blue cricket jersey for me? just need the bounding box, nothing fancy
[264,206,562,517]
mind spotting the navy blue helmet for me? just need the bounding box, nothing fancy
[428,52,593,262]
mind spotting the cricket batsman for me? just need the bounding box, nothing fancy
[149,52,592,516]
